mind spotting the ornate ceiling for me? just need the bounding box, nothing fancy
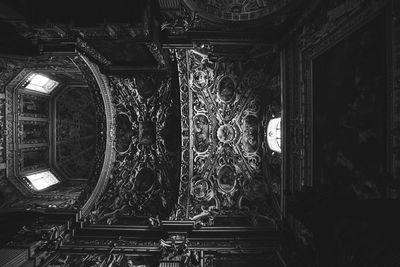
[89,73,181,224]
[1,1,398,266]
[173,48,279,226]
[84,45,282,227]
[183,0,292,22]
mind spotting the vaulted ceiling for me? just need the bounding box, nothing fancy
[0,55,107,209]
[0,0,286,231]
[173,47,281,226]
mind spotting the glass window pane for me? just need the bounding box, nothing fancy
[25,74,58,94]
[26,170,59,191]
[267,117,282,153]
[30,74,50,86]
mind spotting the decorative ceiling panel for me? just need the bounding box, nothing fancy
[89,74,180,224]
[174,49,278,226]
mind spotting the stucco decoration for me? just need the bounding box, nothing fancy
[88,73,180,224]
[174,49,277,226]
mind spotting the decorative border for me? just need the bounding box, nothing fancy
[80,55,116,216]
[175,49,190,220]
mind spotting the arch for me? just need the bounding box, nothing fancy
[79,55,116,216]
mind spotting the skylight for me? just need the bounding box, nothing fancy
[25,73,59,94]
[26,170,59,191]
[267,117,281,153]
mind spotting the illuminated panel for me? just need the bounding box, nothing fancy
[25,74,58,94]
[267,117,281,153]
[26,170,59,191]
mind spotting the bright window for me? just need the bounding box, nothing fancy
[267,117,281,153]
[26,170,59,191]
[25,73,58,94]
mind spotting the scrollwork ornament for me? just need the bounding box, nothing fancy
[179,48,277,225]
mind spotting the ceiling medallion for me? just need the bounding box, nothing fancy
[217,75,236,103]
[190,69,214,92]
[217,164,236,193]
[191,176,212,200]
[216,124,235,143]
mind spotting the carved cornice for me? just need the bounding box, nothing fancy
[7,21,151,42]
[76,38,112,67]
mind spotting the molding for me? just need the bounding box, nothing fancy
[80,55,116,216]
[175,49,190,220]
[76,38,112,67]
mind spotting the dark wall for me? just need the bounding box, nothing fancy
[313,13,387,187]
